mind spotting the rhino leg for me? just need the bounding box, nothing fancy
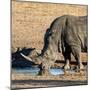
[63,48,71,70]
[71,46,84,70]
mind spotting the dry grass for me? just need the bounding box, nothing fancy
[12,0,87,49]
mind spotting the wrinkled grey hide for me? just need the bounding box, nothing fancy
[21,15,87,75]
[41,15,87,70]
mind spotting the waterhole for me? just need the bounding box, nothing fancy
[12,67,75,75]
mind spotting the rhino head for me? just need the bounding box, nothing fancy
[20,52,53,70]
[20,28,60,70]
[20,49,42,65]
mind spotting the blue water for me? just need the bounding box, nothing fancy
[13,67,40,75]
[12,67,75,75]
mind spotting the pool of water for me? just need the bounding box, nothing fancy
[12,67,75,75]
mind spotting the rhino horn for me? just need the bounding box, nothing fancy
[20,53,33,62]
[20,53,42,64]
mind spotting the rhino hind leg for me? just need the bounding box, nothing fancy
[63,48,71,70]
[71,46,84,71]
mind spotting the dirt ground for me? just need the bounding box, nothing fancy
[12,0,88,89]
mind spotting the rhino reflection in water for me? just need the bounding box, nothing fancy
[21,15,87,75]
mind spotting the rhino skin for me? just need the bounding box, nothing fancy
[21,15,87,75]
